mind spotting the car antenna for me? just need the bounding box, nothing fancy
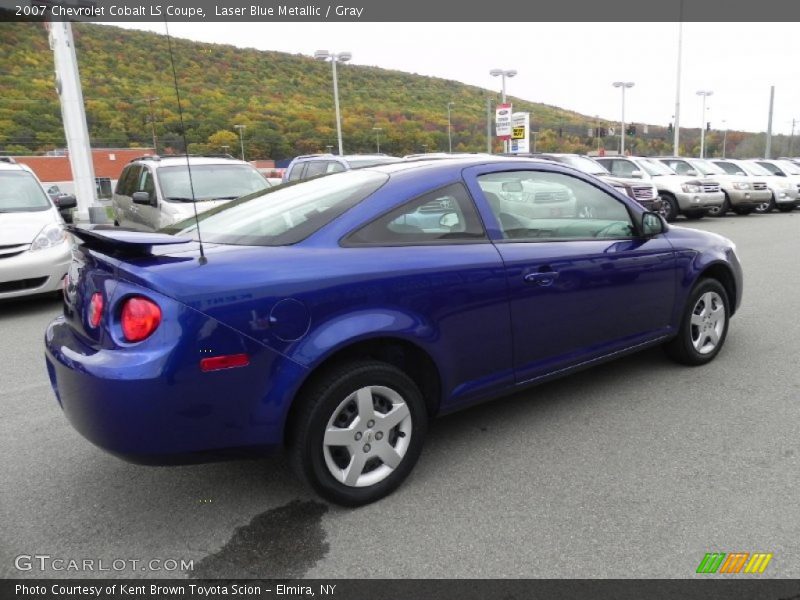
[165,20,207,265]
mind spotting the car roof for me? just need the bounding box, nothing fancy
[129,155,250,167]
[358,155,557,176]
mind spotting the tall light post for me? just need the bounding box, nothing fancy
[315,50,351,156]
[490,68,517,152]
[789,118,797,156]
[446,101,455,153]
[234,124,246,161]
[372,127,383,153]
[722,119,728,158]
[696,90,713,158]
[612,81,634,155]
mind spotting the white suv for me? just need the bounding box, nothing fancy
[113,155,271,231]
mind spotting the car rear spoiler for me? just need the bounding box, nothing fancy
[67,225,193,257]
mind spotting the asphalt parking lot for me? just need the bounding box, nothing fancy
[1,212,799,579]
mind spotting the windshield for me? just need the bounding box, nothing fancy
[346,157,403,169]
[741,161,772,176]
[776,160,800,175]
[0,171,52,213]
[165,170,389,246]
[158,164,270,202]
[560,155,609,175]
[690,160,725,175]
[638,158,676,176]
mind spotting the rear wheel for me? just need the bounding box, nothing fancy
[660,193,679,222]
[664,279,730,366]
[289,360,427,506]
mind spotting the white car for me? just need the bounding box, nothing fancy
[711,159,800,213]
[113,155,272,231]
[0,158,71,300]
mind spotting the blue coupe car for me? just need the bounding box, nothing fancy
[45,157,742,506]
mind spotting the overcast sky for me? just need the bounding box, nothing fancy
[110,22,800,135]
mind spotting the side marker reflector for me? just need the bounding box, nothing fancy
[200,353,250,372]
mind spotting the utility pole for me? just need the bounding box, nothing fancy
[140,96,159,153]
[789,118,796,156]
[486,97,493,154]
[765,86,774,159]
[673,12,684,156]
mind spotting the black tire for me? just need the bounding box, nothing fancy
[660,193,679,222]
[684,211,705,220]
[708,194,730,217]
[731,206,753,215]
[664,279,730,366]
[754,194,776,214]
[289,360,428,506]
[777,204,795,213]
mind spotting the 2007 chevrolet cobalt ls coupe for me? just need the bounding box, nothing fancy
[45,157,742,506]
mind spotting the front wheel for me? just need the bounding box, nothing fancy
[754,194,776,214]
[707,194,730,217]
[289,360,427,506]
[660,193,679,222]
[664,279,730,366]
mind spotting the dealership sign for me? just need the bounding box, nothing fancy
[509,112,530,153]
[495,103,512,139]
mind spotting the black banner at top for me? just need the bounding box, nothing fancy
[2,0,800,22]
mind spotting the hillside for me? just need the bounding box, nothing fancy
[0,22,786,159]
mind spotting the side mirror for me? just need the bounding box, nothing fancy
[132,191,155,206]
[640,211,666,237]
[439,212,459,228]
[686,169,698,177]
[502,181,524,193]
[630,170,644,178]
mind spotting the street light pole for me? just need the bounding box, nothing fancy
[612,81,634,155]
[315,50,352,155]
[447,101,455,153]
[722,120,728,158]
[490,68,517,153]
[696,90,713,158]
[234,124,246,161]
[372,127,383,153]
[789,118,797,156]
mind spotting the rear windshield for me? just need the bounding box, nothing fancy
[158,164,270,202]
[0,171,51,212]
[164,170,389,246]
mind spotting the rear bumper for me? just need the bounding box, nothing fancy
[44,312,302,462]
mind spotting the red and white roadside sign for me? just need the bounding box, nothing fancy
[495,103,512,139]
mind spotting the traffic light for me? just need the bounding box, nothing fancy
[707,122,711,131]
[668,123,673,133]
[626,124,636,136]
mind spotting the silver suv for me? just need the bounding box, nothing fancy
[657,157,770,216]
[113,155,271,231]
[596,156,724,221]
[711,159,800,213]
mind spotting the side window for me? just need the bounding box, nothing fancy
[326,161,346,173]
[608,159,637,177]
[756,161,781,175]
[304,161,328,178]
[665,160,692,175]
[116,166,140,195]
[346,183,486,246]
[715,161,745,176]
[138,169,155,198]
[477,170,634,241]
[287,163,305,181]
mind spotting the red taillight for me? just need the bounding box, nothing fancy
[88,292,103,328]
[200,353,250,372]
[120,296,162,342]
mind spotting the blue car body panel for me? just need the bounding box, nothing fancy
[44,158,743,462]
